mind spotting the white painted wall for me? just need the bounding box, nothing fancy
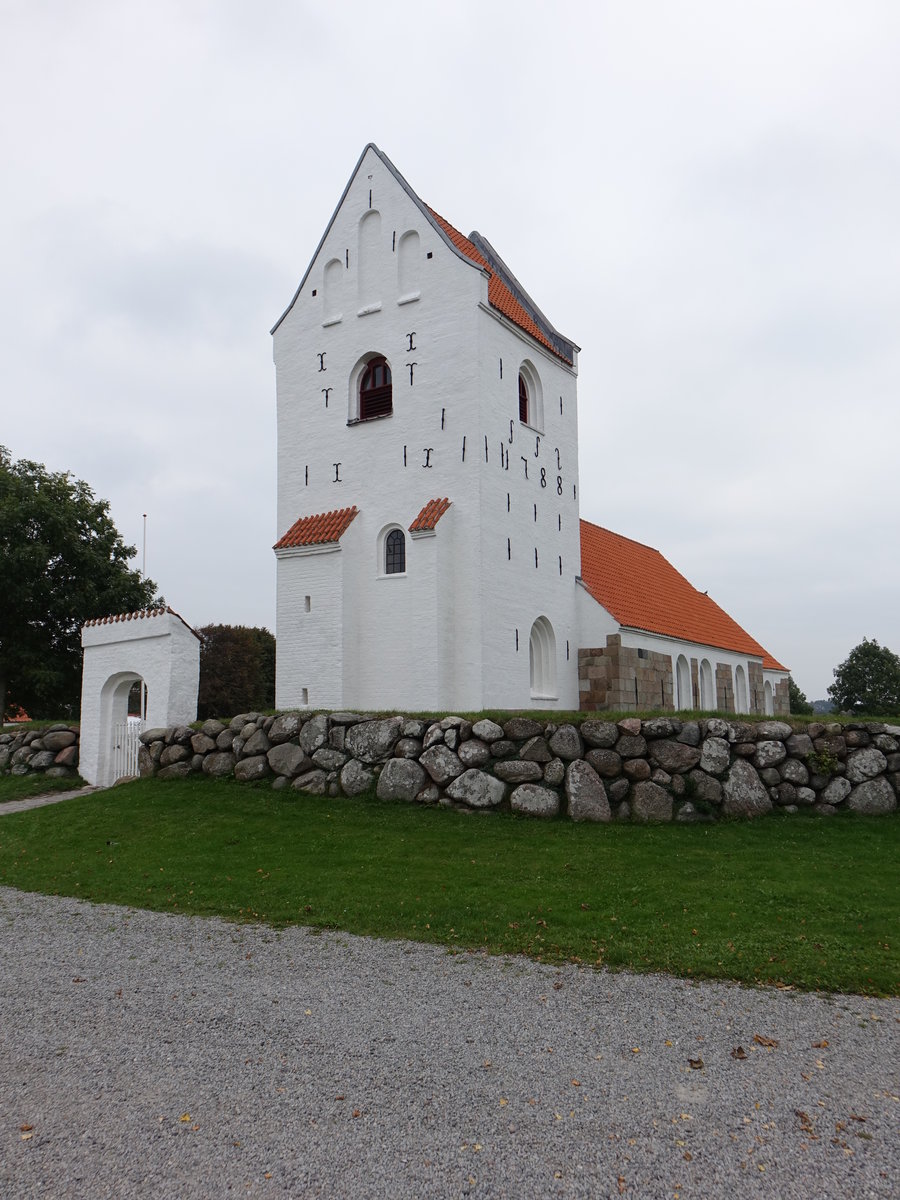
[79,611,199,786]
[273,144,581,711]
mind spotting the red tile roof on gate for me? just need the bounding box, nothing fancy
[274,506,359,550]
[409,497,451,532]
[427,208,573,366]
[81,606,200,639]
[579,520,787,671]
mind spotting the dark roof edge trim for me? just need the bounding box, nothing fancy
[468,232,580,360]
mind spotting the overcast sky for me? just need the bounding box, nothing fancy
[2,0,898,702]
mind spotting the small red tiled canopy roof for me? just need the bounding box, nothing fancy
[274,506,359,550]
[409,498,451,532]
[82,606,199,639]
[427,208,572,366]
[579,520,787,671]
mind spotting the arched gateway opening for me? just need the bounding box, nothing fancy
[79,608,199,787]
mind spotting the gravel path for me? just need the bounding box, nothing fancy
[1,887,897,1199]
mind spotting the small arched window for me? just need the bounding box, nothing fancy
[385,528,405,574]
[518,373,529,424]
[359,356,392,420]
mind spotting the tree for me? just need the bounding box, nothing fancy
[787,675,814,715]
[197,625,275,720]
[827,638,900,717]
[0,446,159,718]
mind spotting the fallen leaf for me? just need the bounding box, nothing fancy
[352,1109,361,1118]
[553,981,564,990]
[731,1046,747,1060]
[571,1079,581,1087]
[850,1113,867,1122]
[19,1124,33,1132]
[664,1039,673,1047]
[179,1113,191,1123]
[617,1176,626,1194]
[753,1034,779,1048]
[20,1132,33,1141]
[683,1151,693,1162]
[812,1040,829,1049]
[688,1058,704,1070]
[631,1047,640,1054]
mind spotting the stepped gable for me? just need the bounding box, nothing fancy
[579,520,787,671]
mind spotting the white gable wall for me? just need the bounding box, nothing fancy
[274,146,495,709]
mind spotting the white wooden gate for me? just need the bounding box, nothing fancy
[112,718,143,781]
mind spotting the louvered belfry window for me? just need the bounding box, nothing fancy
[518,372,529,424]
[360,356,392,420]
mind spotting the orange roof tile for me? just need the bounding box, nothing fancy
[409,497,451,532]
[579,520,787,671]
[427,208,573,365]
[82,606,200,639]
[274,506,359,550]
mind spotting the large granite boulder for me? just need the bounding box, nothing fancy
[699,737,730,776]
[340,759,376,796]
[565,760,610,823]
[345,718,402,763]
[846,777,896,815]
[376,758,428,802]
[548,724,584,761]
[649,739,701,773]
[846,748,888,784]
[722,760,772,818]
[419,745,465,785]
[446,769,506,809]
[510,784,560,818]
[630,781,672,823]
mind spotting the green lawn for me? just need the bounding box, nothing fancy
[0,776,896,995]
[0,773,85,803]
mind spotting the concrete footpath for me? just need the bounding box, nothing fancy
[0,785,99,816]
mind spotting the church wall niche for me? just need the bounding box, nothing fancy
[357,210,382,312]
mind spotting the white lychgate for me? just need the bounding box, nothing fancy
[79,608,199,787]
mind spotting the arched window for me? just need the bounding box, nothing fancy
[529,616,557,699]
[518,373,529,424]
[360,356,392,420]
[385,528,405,574]
[517,360,544,430]
[764,679,774,715]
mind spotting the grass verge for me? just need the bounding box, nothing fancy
[0,774,86,804]
[0,776,896,995]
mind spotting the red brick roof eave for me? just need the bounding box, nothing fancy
[273,506,359,550]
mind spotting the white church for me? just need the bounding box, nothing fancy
[272,145,789,716]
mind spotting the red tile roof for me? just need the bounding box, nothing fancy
[579,520,787,671]
[274,506,359,550]
[409,497,451,532]
[427,208,573,365]
[82,606,199,639]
